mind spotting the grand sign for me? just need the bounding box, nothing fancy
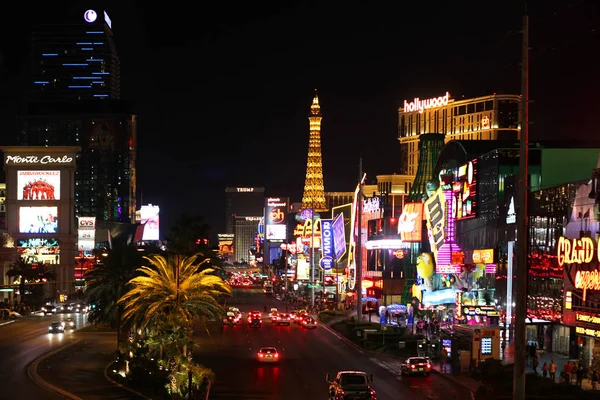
[557,236,596,267]
[403,92,450,114]
[6,155,74,165]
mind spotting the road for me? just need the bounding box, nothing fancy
[0,311,88,400]
[195,288,471,400]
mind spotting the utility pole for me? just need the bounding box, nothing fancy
[513,11,529,400]
[356,158,364,322]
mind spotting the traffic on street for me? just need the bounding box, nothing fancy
[195,287,471,400]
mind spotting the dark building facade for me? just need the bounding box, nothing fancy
[30,8,119,102]
[13,8,137,223]
[225,187,265,234]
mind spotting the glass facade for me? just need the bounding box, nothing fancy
[30,12,119,102]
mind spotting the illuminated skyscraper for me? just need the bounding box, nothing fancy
[14,8,136,223]
[301,90,327,212]
[30,9,119,102]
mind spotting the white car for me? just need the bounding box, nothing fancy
[62,318,76,329]
[257,347,280,363]
[41,305,57,315]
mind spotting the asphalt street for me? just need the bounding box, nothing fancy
[0,311,88,400]
[195,288,470,400]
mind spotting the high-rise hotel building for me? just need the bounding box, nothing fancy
[398,92,520,175]
[30,9,119,101]
[13,8,137,223]
[224,187,265,263]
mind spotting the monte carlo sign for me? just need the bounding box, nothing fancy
[5,155,74,165]
[557,236,600,301]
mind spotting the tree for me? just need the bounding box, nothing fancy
[118,253,232,397]
[165,214,211,257]
[6,258,56,305]
[85,242,143,332]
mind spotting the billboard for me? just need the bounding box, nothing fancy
[447,159,477,220]
[398,203,423,242]
[140,205,160,241]
[78,216,96,251]
[265,197,287,241]
[331,213,346,261]
[320,219,333,270]
[20,206,58,234]
[17,170,60,200]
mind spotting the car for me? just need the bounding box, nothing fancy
[48,321,65,334]
[247,311,262,323]
[326,371,376,400]
[301,316,317,329]
[249,318,262,328]
[41,304,57,315]
[400,357,432,376]
[268,308,278,318]
[62,317,76,329]
[277,313,291,325]
[257,347,280,363]
[295,312,310,324]
[223,311,241,325]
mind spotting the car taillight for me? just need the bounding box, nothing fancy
[411,365,416,369]
[427,364,431,368]
[258,353,264,357]
[274,353,279,357]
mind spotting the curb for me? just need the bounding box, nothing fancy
[319,321,366,355]
[0,320,16,327]
[27,339,83,400]
[103,359,152,399]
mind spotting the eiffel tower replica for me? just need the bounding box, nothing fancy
[301,89,328,212]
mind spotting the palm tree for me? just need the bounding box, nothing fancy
[6,258,56,305]
[85,242,143,348]
[119,253,232,335]
[118,253,232,397]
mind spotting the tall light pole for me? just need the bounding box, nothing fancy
[513,11,529,400]
[356,158,364,322]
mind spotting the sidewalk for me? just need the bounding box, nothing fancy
[502,342,596,391]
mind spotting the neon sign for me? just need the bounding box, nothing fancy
[403,92,450,114]
[556,236,596,267]
[575,268,600,301]
[576,326,600,338]
[576,312,600,325]
[398,203,423,242]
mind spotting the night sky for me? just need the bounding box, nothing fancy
[0,1,598,240]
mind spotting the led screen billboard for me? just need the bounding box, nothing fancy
[265,198,287,241]
[17,170,60,200]
[20,206,58,234]
[140,205,160,241]
[398,203,423,242]
[332,213,346,261]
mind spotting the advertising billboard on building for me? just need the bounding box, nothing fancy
[17,170,60,200]
[20,206,58,233]
[449,159,477,220]
[140,205,160,241]
[78,216,96,251]
[320,219,333,270]
[265,197,287,241]
[398,203,423,242]
[331,212,346,261]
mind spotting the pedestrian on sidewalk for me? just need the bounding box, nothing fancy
[591,370,598,390]
[440,347,448,373]
[549,360,557,381]
[576,364,584,387]
[542,362,549,378]
[532,353,539,375]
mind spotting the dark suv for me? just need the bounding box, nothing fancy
[249,318,262,328]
